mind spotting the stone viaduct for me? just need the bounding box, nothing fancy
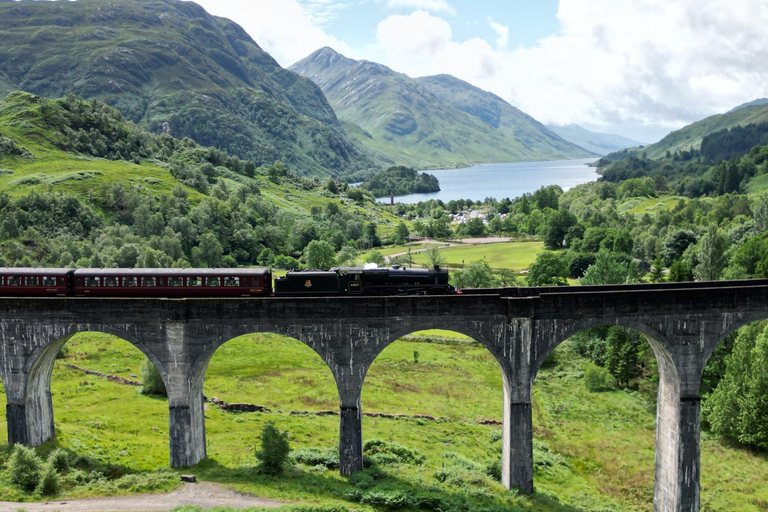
[2,279,768,512]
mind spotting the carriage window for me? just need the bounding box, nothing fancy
[206,276,221,287]
[224,276,239,287]
[242,277,250,286]
[188,276,202,287]
[84,276,100,287]
[141,276,156,287]
[41,276,56,287]
[169,276,184,287]
[8,276,21,286]
[0,276,4,285]
[122,276,138,287]
[104,276,119,287]
[25,276,39,286]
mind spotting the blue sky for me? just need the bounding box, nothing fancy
[315,1,561,53]
[187,0,768,143]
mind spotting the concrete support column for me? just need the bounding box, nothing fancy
[6,403,28,445]
[168,397,206,468]
[163,323,206,468]
[502,400,533,492]
[647,332,704,512]
[339,404,363,476]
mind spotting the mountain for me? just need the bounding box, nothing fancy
[290,48,593,169]
[0,0,377,180]
[614,101,768,160]
[545,124,645,156]
[727,98,768,114]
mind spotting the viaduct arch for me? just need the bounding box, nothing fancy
[1,280,767,512]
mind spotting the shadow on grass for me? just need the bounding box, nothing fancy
[191,457,587,512]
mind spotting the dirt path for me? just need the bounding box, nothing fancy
[0,482,285,512]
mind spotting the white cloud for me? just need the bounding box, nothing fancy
[384,0,455,15]
[488,19,508,50]
[368,1,768,141]
[184,0,353,66]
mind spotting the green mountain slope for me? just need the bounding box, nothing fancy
[0,0,377,180]
[622,101,768,159]
[415,74,594,159]
[0,91,400,268]
[290,48,592,169]
[545,123,644,156]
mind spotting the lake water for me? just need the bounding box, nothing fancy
[376,158,599,204]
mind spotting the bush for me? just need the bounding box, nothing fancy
[255,422,291,475]
[141,358,167,396]
[363,439,425,465]
[290,447,339,469]
[48,448,70,473]
[7,445,42,491]
[584,362,615,392]
[36,463,59,497]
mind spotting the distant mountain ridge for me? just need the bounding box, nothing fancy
[545,124,645,156]
[0,0,376,179]
[290,47,593,169]
[608,100,768,160]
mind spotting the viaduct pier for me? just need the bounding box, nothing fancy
[2,279,768,512]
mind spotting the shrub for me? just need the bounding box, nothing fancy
[584,362,615,392]
[36,463,59,497]
[290,447,338,469]
[141,358,167,396]
[255,422,291,475]
[363,439,425,465]
[48,448,70,473]
[7,445,42,491]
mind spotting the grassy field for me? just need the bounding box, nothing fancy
[408,241,544,270]
[0,330,764,510]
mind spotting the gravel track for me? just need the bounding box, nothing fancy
[0,482,285,512]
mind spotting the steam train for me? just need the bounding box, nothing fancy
[0,265,455,298]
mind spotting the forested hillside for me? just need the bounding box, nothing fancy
[0,91,394,270]
[0,0,378,180]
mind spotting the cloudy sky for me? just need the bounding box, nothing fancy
[184,0,768,143]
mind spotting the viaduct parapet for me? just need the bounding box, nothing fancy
[2,280,768,512]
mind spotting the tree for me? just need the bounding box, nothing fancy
[649,255,665,283]
[693,226,729,281]
[255,422,291,475]
[580,250,643,285]
[199,232,223,267]
[364,249,385,266]
[543,209,577,250]
[605,327,641,387]
[394,222,410,245]
[303,240,336,270]
[141,358,167,396]
[704,321,768,450]
[336,245,358,267]
[424,246,446,268]
[661,229,698,266]
[669,258,693,282]
[753,194,768,234]
[453,260,496,289]
[527,252,569,286]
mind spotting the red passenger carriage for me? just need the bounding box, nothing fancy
[72,268,272,297]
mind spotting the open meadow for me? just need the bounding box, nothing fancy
[0,331,763,511]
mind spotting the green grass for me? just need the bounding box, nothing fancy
[621,196,687,215]
[0,332,764,510]
[409,241,544,270]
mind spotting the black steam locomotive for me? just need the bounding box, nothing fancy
[274,265,454,296]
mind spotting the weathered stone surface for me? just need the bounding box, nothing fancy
[0,281,766,512]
